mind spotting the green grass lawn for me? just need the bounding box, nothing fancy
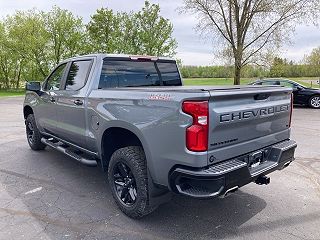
[184,78,252,85]
[184,77,320,87]
[0,90,25,97]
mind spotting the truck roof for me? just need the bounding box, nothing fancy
[61,53,175,63]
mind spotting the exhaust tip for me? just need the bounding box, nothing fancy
[221,186,239,198]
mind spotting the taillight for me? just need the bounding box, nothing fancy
[289,93,293,127]
[182,101,209,152]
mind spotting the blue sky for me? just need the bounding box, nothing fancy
[0,0,319,66]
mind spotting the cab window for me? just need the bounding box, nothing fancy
[44,63,67,91]
[99,59,182,88]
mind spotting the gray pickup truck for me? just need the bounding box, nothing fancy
[24,54,297,218]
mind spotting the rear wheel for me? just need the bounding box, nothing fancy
[25,114,46,150]
[108,146,156,218]
[309,95,320,108]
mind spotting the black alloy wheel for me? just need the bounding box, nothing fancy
[108,146,156,218]
[112,162,137,206]
[26,121,35,145]
[25,114,46,150]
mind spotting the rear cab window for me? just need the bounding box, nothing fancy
[98,58,182,89]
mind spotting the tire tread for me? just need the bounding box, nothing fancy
[108,146,156,218]
[26,114,46,151]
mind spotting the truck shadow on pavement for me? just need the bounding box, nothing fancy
[1,145,319,239]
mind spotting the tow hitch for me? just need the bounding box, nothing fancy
[255,175,270,185]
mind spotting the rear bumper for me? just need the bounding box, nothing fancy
[169,139,297,198]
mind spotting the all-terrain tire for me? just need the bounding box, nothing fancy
[25,114,46,150]
[108,146,156,218]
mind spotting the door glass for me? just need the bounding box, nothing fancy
[45,63,67,91]
[261,81,279,85]
[65,60,92,90]
[280,81,295,88]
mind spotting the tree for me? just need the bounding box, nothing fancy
[0,7,89,88]
[5,9,50,79]
[119,12,142,54]
[134,1,177,56]
[269,57,288,77]
[46,6,88,66]
[87,1,177,56]
[182,0,320,85]
[305,47,320,77]
[87,8,122,53]
[0,22,14,89]
[0,3,177,90]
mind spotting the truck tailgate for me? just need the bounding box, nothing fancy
[207,86,292,163]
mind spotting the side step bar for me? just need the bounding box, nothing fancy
[41,138,97,167]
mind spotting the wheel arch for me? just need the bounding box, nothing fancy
[100,126,150,171]
[310,93,320,98]
[23,105,34,119]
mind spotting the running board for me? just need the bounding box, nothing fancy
[41,138,97,167]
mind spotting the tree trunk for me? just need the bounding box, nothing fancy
[233,49,242,85]
[16,64,21,89]
[234,64,241,85]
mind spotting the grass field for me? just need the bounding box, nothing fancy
[184,78,252,85]
[183,77,320,87]
[0,90,25,97]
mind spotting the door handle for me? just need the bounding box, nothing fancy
[50,97,55,103]
[73,99,83,106]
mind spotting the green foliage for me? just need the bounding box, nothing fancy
[46,6,88,65]
[134,1,177,56]
[305,47,320,77]
[87,8,122,53]
[269,57,320,78]
[0,2,177,90]
[87,1,177,56]
[180,55,320,79]
[1,7,85,87]
[0,10,46,89]
[180,65,268,79]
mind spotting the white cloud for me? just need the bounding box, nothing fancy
[177,51,216,65]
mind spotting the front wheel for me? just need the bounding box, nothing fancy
[108,146,156,218]
[309,95,320,109]
[25,114,46,150]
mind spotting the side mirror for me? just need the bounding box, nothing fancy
[26,82,41,92]
[296,86,303,91]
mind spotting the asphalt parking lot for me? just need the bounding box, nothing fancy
[0,97,319,240]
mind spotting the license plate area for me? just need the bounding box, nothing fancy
[248,151,264,168]
[245,149,272,170]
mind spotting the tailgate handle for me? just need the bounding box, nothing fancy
[254,93,270,100]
